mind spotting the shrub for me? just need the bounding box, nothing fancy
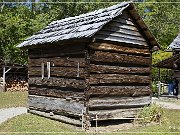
[136,103,168,126]
[152,81,158,95]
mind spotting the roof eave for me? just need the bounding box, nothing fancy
[18,37,92,49]
[127,3,160,51]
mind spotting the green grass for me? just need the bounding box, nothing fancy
[0,92,180,134]
[120,109,180,135]
[0,109,180,135]
[0,114,84,135]
[0,91,28,109]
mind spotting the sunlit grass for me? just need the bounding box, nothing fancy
[0,91,28,109]
[0,114,83,135]
[121,109,180,135]
[0,109,180,135]
[0,91,180,135]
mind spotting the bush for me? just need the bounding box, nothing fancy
[152,81,158,95]
[136,103,167,126]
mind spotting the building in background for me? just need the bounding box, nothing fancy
[154,34,180,98]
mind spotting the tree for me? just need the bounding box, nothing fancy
[0,0,179,69]
[136,0,180,50]
[0,2,51,64]
[135,0,180,80]
[0,0,124,64]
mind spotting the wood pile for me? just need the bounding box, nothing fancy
[5,75,28,92]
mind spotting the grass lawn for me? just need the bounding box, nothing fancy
[0,109,180,135]
[0,92,180,134]
[0,114,83,135]
[0,91,28,109]
[120,109,180,135]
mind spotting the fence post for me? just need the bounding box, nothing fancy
[158,81,161,98]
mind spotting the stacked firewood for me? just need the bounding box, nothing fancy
[5,75,28,92]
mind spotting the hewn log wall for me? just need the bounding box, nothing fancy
[89,108,142,120]
[28,95,84,117]
[28,43,87,121]
[88,45,152,112]
[89,10,152,120]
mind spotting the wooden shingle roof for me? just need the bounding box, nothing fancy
[167,34,180,51]
[17,2,159,49]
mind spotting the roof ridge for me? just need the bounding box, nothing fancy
[49,2,130,26]
[17,2,132,47]
[17,1,159,49]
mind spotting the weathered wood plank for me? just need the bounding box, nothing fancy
[89,86,151,97]
[29,51,85,59]
[173,71,180,78]
[89,108,142,120]
[96,19,148,46]
[90,51,151,66]
[128,9,141,21]
[28,77,86,89]
[89,42,150,56]
[29,109,82,125]
[29,57,85,67]
[28,95,84,117]
[113,17,136,26]
[28,43,86,58]
[102,26,142,37]
[120,12,133,21]
[90,74,151,84]
[29,86,85,100]
[29,67,87,78]
[97,30,146,42]
[95,35,148,46]
[90,64,150,74]
[89,96,151,109]
[107,21,139,32]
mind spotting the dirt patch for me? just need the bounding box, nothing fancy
[75,119,156,133]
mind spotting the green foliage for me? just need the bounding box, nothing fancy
[0,0,180,79]
[152,50,172,64]
[0,2,54,64]
[135,0,180,80]
[0,0,124,65]
[152,81,158,94]
[136,0,180,50]
[137,103,167,125]
[152,50,173,81]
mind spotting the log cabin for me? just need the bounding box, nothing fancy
[154,34,180,98]
[17,2,160,127]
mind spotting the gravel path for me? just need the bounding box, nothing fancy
[152,97,180,109]
[0,107,27,124]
